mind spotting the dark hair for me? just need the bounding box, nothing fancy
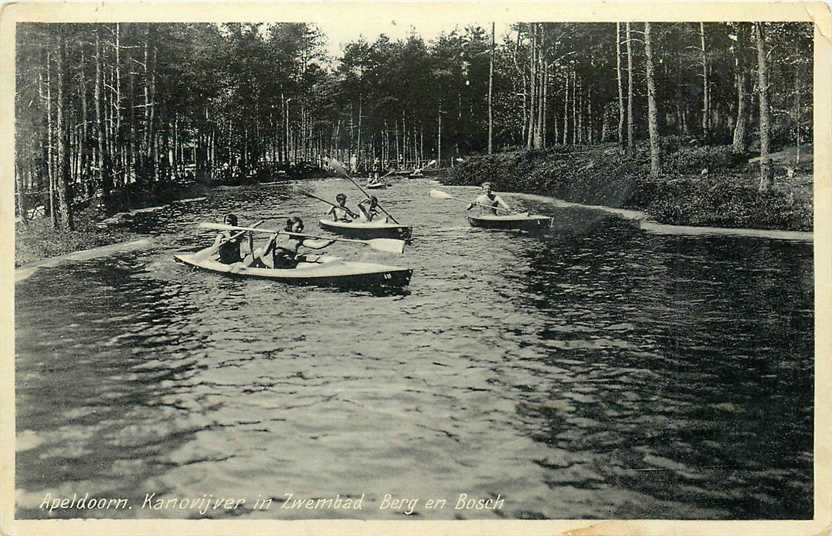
[224,214,238,226]
[369,196,378,206]
[285,216,304,231]
[336,193,346,201]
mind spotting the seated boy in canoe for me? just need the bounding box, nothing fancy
[243,217,334,269]
[357,196,388,223]
[326,193,357,222]
[211,214,247,264]
[466,182,511,215]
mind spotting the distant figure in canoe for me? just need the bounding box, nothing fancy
[466,182,511,215]
[326,193,357,222]
[245,217,334,269]
[357,196,387,223]
[212,214,246,264]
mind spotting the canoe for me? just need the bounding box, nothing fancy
[366,182,388,189]
[175,250,412,288]
[319,218,413,240]
[467,213,553,231]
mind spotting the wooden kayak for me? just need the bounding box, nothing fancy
[467,213,553,231]
[319,218,413,240]
[174,249,412,288]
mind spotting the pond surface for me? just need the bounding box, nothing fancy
[15,178,814,519]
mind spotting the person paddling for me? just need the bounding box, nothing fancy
[245,217,334,269]
[466,182,511,215]
[357,196,386,222]
[212,214,247,264]
[326,193,357,222]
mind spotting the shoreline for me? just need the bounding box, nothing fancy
[498,188,813,242]
[15,238,155,283]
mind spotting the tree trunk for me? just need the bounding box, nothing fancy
[754,22,771,191]
[535,26,545,149]
[626,22,634,155]
[95,27,111,211]
[616,22,625,152]
[437,103,442,164]
[700,22,710,139]
[562,70,569,145]
[56,25,73,230]
[526,24,536,150]
[571,70,577,145]
[732,24,748,154]
[645,22,661,177]
[46,49,57,227]
[794,63,801,166]
[488,21,494,154]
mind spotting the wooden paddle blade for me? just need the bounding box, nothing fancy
[198,222,278,234]
[429,189,454,199]
[365,238,406,254]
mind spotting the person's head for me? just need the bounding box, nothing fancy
[369,196,379,208]
[481,182,492,194]
[285,216,304,233]
[224,214,238,226]
[336,193,347,206]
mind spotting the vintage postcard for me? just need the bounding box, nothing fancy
[2,1,830,535]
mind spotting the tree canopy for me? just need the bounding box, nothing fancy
[15,21,813,227]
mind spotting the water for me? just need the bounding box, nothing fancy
[15,178,813,520]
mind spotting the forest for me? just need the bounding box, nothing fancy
[14,22,813,231]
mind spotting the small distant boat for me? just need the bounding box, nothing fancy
[467,213,553,231]
[319,219,413,240]
[175,248,412,288]
[366,181,388,189]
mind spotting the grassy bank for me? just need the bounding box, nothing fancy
[443,138,812,232]
[15,182,211,268]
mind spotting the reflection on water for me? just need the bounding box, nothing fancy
[15,179,813,519]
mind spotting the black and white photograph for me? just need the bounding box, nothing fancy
[5,1,830,533]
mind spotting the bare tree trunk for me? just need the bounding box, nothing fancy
[562,70,569,145]
[357,98,362,165]
[526,24,537,150]
[150,45,159,182]
[577,80,583,144]
[754,22,771,191]
[535,25,545,149]
[645,22,661,177]
[79,47,89,188]
[616,22,625,152]
[587,92,593,144]
[700,22,710,139]
[513,28,527,142]
[488,21,494,154]
[437,103,442,164]
[732,24,748,154]
[794,63,801,165]
[95,27,111,211]
[541,63,548,148]
[56,25,73,230]
[46,49,57,227]
[626,22,634,155]
[114,23,122,186]
[571,70,577,145]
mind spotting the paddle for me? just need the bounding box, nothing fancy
[298,190,359,219]
[198,222,406,254]
[327,158,401,224]
[429,189,518,215]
